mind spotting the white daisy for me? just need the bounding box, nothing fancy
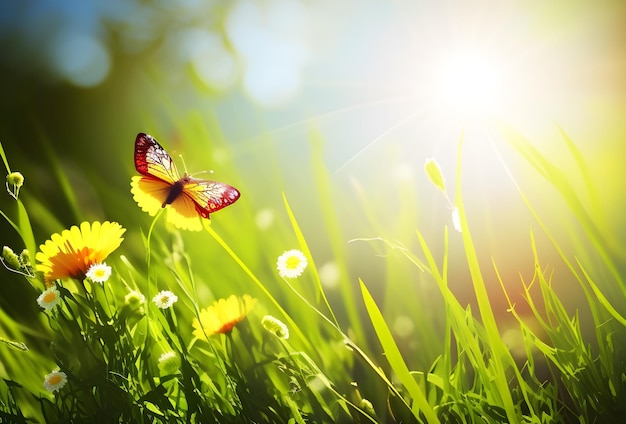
[85,262,112,283]
[276,249,308,279]
[43,370,68,393]
[37,286,61,311]
[152,290,178,309]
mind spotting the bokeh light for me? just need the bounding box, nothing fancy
[50,31,111,87]
[225,0,310,106]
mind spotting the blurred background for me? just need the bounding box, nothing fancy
[1,0,625,346]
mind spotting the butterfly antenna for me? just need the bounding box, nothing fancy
[190,169,212,178]
[178,153,214,177]
[179,154,189,175]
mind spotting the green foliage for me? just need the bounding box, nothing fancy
[1,121,625,423]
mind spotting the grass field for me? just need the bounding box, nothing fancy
[2,1,626,422]
[2,117,625,423]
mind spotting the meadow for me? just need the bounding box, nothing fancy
[1,1,626,422]
[1,118,625,423]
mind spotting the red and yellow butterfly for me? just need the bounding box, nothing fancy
[131,133,240,231]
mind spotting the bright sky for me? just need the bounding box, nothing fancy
[2,0,625,204]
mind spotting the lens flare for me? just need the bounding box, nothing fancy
[435,51,505,121]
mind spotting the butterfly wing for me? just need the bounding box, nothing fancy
[131,175,172,216]
[134,133,181,183]
[132,133,182,219]
[179,178,241,218]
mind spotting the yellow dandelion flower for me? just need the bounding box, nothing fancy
[192,294,257,339]
[35,221,126,285]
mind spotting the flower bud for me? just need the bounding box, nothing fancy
[262,315,289,339]
[424,158,446,193]
[19,249,31,267]
[6,172,24,199]
[6,172,24,188]
[158,351,181,375]
[359,398,376,417]
[124,290,146,309]
[2,246,21,270]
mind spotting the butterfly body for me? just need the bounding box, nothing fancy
[163,176,187,207]
[131,133,240,230]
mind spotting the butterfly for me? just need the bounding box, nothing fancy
[131,133,240,231]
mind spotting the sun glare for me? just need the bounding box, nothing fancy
[435,52,504,121]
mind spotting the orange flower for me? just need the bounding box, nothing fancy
[192,294,257,339]
[36,221,125,285]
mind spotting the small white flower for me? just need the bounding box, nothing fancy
[152,290,178,309]
[37,286,61,311]
[451,207,462,232]
[43,370,67,393]
[276,249,308,279]
[85,262,112,283]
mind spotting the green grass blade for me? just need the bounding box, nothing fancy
[0,209,21,238]
[359,278,439,423]
[16,199,36,259]
[493,128,626,376]
[0,141,34,254]
[454,130,519,423]
[498,124,625,295]
[308,130,365,341]
[282,192,339,328]
[575,257,626,326]
[35,128,82,222]
[555,123,601,217]
[0,141,12,174]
